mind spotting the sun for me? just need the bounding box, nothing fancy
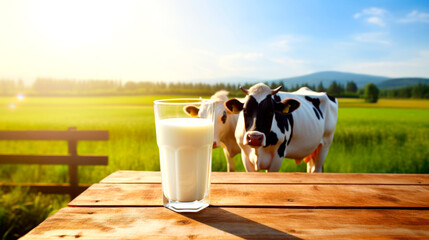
[28,1,132,48]
[9,1,195,81]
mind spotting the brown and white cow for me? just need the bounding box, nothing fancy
[184,91,240,172]
[225,83,338,172]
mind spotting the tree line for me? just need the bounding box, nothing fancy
[0,78,428,99]
[379,84,429,99]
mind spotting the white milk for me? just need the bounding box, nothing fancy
[156,118,214,202]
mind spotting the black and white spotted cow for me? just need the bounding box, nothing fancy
[184,91,240,172]
[225,83,338,172]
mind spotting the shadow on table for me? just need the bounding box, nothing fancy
[180,207,301,240]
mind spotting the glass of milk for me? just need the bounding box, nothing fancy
[154,98,214,212]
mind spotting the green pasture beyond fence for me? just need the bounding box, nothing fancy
[0,96,428,182]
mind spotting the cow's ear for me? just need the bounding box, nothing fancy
[280,99,300,114]
[184,105,199,117]
[225,99,243,114]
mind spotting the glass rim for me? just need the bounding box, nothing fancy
[154,98,214,105]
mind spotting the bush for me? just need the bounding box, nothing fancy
[0,188,66,240]
[364,83,379,103]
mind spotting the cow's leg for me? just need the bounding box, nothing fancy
[313,142,332,173]
[310,99,337,173]
[223,147,235,172]
[241,150,256,172]
[305,144,321,173]
[307,158,315,173]
[307,138,333,173]
[268,156,283,172]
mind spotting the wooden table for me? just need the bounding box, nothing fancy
[22,171,429,239]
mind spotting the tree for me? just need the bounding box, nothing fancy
[269,81,278,90]
[364,83,379,103]
[18,79,24,91]
[317,82,325,92]
[411,84,429,98]
[327,81,343,96]
[277,81,286,91]
[124,81,137,91]
[346,81,358,93]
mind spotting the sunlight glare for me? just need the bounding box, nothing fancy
[29,0,132,48]
[17,93,25,101]
[20,0,192,81]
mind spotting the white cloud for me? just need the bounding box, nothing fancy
[184,44,312,81]
[354,32,390,45]
[269,35,305,52]
[215,34,309,77]
[238,53,264,61]
[354,7,387,18]
[399,10,429,23]
[218,52,265,72]
[340,50,429,78]
[270,39,292,51]
[367,17,386,27]
[354,7,387,27]
[270,57,306,66]
[213,49,310,79]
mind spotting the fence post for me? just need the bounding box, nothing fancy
[68,126,78,199]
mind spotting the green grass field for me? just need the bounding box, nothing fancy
[1,96,429,182]
[1,95,429,239]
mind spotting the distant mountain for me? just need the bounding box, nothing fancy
[202,71,429,90]
[270,71,389,89]
[377,78,429,89]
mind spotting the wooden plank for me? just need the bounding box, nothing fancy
[100,171,161,183]
[0,155,108,165]
[0,183,90,194]
[0,130,108,141]
[68,183,429,208]
[21,207,429,239]
[100,171,429,185]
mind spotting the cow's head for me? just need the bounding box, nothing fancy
[184,91,236,148]
[225,83,300,148]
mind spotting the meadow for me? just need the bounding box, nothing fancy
[1,96,429,182]
[1,95,429,239]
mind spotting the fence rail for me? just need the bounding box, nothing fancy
[0,155,108,165]
[0,130,109,140]
[0,127,109,199]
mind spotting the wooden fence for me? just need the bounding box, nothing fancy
[0,127,109,199]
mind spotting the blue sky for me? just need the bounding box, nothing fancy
[0,0,428,84]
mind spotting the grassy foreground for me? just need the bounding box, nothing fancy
[0,96,428,239]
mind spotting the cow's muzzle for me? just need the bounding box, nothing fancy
[246,133,264,147]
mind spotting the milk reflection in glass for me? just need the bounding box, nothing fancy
[154,99,214,212]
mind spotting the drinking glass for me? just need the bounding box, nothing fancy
[154,98,214,212]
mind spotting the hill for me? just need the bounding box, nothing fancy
[377,78,429,89]
[270,71,389,89]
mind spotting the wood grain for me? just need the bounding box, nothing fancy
[21,207,429,240]
[23,172,429,239]
[68,183,429,208]
[100,171,429,185]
